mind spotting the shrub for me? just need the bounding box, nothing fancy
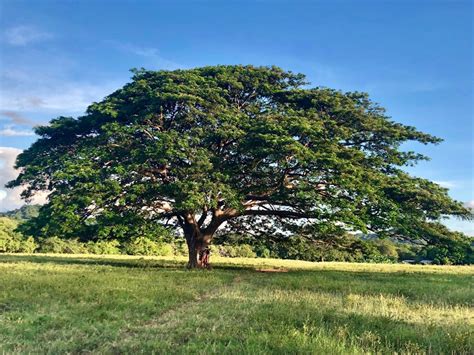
[210,244,256,258]
[122,237,174,256]
[38,237,87,254]
[374,239,399,260]
[18,237,38,253]
[0,217,38,253]
[156,243,174,256]
[0,236,20,253]
[234,244,257,258]
[396,244,418,260]
[255,245,271,258]
[86,240,121,255]
[173,241,188,256]
[224,245,238,257]
[123,237,159,256]
[209,244,223,256]
[422,238,474,265]
[0,217,21,252]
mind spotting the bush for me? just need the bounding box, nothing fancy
[423,241,473,265]
[0,217,38,253]
[209,244,223,257]
[234,244,257,258]
[254,245,271,258]
[17,237,38,253]
[210,244,256,258]
[373,239,399,260]
[173,240,188,256]
[396,244,418,260]
[38,237,87,254]
[122,237,174,256]
[0,235,20,253]
[157,243,174,256]
[86,240,121,255]
[245,235,400,263]
[123,237,159,256]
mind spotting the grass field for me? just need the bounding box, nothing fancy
[1,254,473,354]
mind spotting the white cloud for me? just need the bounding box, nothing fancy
[0,125,35,137]
[4,25,53,46]
[0,147,48,212]
[443,218,474,237]
[464,200,474,209]
[1,45,126,114]
[433,180,456,188]
[0,70,123,113]
[0,41,179,116]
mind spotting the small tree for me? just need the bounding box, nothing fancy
[7,66,471,267]
[0,217,37,253]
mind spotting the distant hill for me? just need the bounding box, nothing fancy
[0,205,40,221]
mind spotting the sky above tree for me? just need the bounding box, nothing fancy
[0,0,472,234]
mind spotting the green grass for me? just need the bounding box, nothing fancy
[1,254,473,354]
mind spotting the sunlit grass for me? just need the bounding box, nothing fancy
[1,253,473,353]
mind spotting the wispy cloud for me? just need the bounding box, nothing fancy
[464,200,474,209]
[0,83,120,112]
[0,42,126,114]
[111,41,182,70]
[3,25,53,46]
[0,125,35,137]
[433,180,457,189]
[1,36,179,115]
[444,217,474,236]
[1,42,177,114]
[0,110,36,126]
[0,67,123,113]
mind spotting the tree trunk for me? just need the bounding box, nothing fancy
[186,233,200,269]
[182,212,220,269]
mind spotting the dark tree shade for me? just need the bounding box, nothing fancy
[7,65,471,267]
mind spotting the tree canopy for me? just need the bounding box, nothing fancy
[7,65,471,267]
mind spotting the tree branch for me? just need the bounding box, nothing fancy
[197,207,208,227]
[242,209,317,219]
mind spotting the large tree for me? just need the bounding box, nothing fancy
[7,65,471,267]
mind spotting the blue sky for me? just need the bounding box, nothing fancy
[0,0,472,234]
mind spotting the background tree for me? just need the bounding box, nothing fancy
[7,65,471,267]
[0,205,40,221]
[0,217,37,253]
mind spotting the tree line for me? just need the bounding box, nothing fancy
[1,206,472,264]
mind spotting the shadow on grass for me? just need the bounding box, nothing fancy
[0,253,259,272]
[0,253,188,270]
